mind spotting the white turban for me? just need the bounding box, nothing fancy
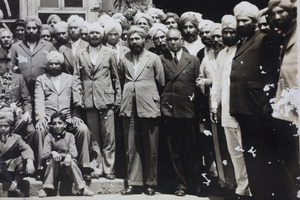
[198,19,214,32]
[104,20,122,36]
[221,15,237,30]
[25,16,42,28]
[67,15,84,30]
[181,12,203,24]
[211,23,222,35]
[88,22,104,35]
[147,8,167,21]
[54,21,68,33]
[148,23,168,39]
[0,111,14,126]
[234,1,259,20]
[46,51,64,64]
[98,14,113,27]
[112,13,127,24]
[134,12,154,27]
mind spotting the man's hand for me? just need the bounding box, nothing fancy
[21,111,32,124]
[36,118,48,130]
[210,108,218,124]
[72,116,83,127]
[63,154,72,166]
[26,159,35,174]
[51,151,62,162]
[205,79,213,87]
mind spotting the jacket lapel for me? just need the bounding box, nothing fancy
[135,51,150,80]
[234,31,258,59]
[94,47,107,72]
[44,74,59,93]
[1,135,16,155]
[81,48,93,72]
[173,51,191,79]
[63,48,74,67]
[125,53,136,80]
[32,41,48,56]
[58,73,70,95]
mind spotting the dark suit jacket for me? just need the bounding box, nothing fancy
[160,50,200,118]
[230,31,279,116]
[73,45,121,110]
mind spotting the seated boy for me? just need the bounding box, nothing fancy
[0,110,35,197]
[38,112,94,197]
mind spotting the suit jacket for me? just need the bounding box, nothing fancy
[35,73,74,122]
[119,49,165,118]
[230,31,279,116]
[73,45,121,110]
[59,39,89,75]
[160,50,200,118]
[0,133,34,171]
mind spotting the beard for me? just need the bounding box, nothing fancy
[47,67,62,77]
[129,43,144,55]
[89,38,102,47]
[223,37,239,47]
[237,25,256,37]
[182,32,197,43]
[25,33,40,43]
[201,37,211,47]
[69,33,81,42]
[156,43,167,52]
[56,37,69,45]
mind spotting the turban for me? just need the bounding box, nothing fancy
[179,12,201,30]
[122,22,132,31]
[98,14,113,27]
[147,8,167,21]
[54,21,68,33]
[234,1,259,20]
[210,23,222,36]
[88,22,104,35]
[104,20,122,36]
[46,51,64,64]
[112,13,128,24]
[67,15,84,30]
[0,111,14,126]
[40,25,52,32]
[82,21,89,32]
[148,24,168,39]
[165,12,180,24]
[0,28,12,37]
[198,19,214,32]
[134,12,154,27]
[268,0,297,12]
[25,16,42,28]
[124,9,137,21]
[221,15,237,30]
[47,14,61,24]
[127,26,147,39]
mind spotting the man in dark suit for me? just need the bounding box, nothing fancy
[73,22,121,180]
[118,26,165,196]
[159,28,202,196]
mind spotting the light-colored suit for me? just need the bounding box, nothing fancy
[34,73,92,170]
[73,45,121,175]
[118,49,164,186]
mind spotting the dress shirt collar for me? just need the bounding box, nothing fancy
[170,49,183,61]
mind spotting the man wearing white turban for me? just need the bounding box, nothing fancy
[35,50,95,182]
[53,21,69,50]
[210,14,251,199]
[229,1,282,199]
[147,8,167,24]
[73,22,121,181]
[148,23,169,55]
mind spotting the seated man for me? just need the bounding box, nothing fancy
[38,112,94,197]
[34,51,96,181]
[0,110,35,197]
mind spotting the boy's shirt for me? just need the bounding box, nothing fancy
[42,131,78,160]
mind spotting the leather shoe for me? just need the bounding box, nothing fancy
[105,173,115,180]
[144,187,155,195]
[83,174,92,181]
[121,186,142,195]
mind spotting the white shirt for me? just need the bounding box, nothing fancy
[90,46,101,66]
[133,50,144,77]
[71,39,81,57]
[50,74,61,92]
[107,43,120,60]
[183,36,205,56]
[27,42,37,53]
[170,49,183,62]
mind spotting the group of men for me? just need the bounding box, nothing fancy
[0,0,298,199]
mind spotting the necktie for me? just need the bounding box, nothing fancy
[174,52,178,64]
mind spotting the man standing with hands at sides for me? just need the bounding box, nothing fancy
[73,22,121,180]
[118,26,164,196]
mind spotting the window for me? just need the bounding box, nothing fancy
[0,0,20,20]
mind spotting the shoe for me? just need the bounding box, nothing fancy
[105,173,115,180]
[175,189,186,196]
[121,186,142,195]
[36,170,43,181]
[38,189,47,198]
[8,188,25,197]
[82,187,94,196]
[83,174,92,181]
[144,187,155,196]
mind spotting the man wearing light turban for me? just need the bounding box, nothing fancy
[229,1,282,199]
[164,12,179,29]
[147,7,167,24]
[197,19,214,63]
[81,21,90,42]
[73,20,121,181]
[148,23,169,55]
[134,12,153,32]
[35,50,95,182]
[47,14,61,28]
[53,21,69,50]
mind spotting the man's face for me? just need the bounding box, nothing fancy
[211,29,224,50]
[55,28,69,45]
[128,33,145,55]
[0,123,11,136]
[222,28,238,47]
[81,27,88,42]
[106,29,120,46]
[270,6,294,33]
[236,13,256,37]
[51,117,66,135]
[68,22,81,41]
[15,25,25,40]
[88,30,102,47]
[47,60,63,77]
[200,26,212,47]
[25,21,40,42]
[151,14,161,24]
[121,29,128,41]
[0,60,8,76]
[41,30,52,42]
[48,19,58,28]
[165,18,178,29]
[0,31,12,50]
[166,29,182,52]
[136,18,150,32]
[153,30,167,51]
[182,21,198,43]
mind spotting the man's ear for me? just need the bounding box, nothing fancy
[291,7,297,20]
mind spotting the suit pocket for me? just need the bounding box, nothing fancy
[105,89,115,103]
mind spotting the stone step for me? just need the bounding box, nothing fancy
[0,177,125,197]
